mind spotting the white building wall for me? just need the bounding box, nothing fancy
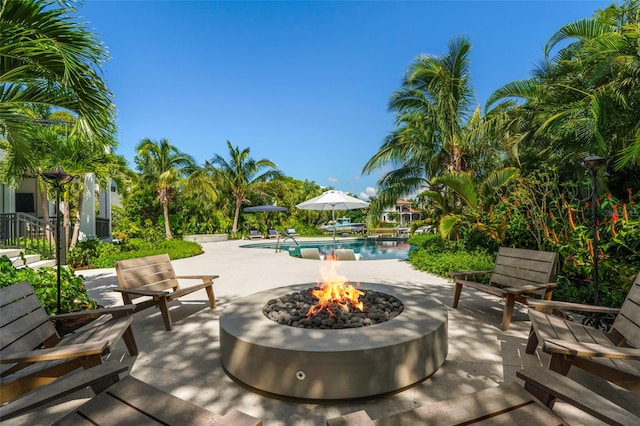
[80,174,96,240]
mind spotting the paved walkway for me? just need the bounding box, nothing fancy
[9,239,640,425]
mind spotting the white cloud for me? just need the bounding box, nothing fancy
[359,186,377,200]
[327,177,339,184]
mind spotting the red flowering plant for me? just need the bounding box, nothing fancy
[547,190,640,307]
[501,169,639,307]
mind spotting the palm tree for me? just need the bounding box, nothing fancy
[363,36,492,218]
[486,0,640,190]
[135,138,196,239]
[426,167,519,242]
[208,141,282,236]
[0,0,115,173]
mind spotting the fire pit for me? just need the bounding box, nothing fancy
[219,282,448,400]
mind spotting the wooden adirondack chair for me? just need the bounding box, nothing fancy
[327,367,638,425]
[115,254,218,331]
[526,272,640,394]
[0,281,138,405]
[449,247,559,330]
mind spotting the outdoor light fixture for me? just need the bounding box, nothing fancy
[581,155,606,306]
[42,167,74,314]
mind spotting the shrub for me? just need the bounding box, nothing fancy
[408,233,495,281]
[0,256,96,315]
[67,238,204,269]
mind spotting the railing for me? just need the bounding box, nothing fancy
[0,213,55,259]
[1,213,112,259]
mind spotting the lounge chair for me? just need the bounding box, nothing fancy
[115,254,218,331]
[327,367,638,425]
[449,247,559,330]
[526,271,640,394]
[0,281,138,406]
[285,227,300,237]
[267,228,280,239]
[248,228,264,239]
[334,249,357,261]
[300,248,322,260]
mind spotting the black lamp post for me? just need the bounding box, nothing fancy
[42,167,73,314]
[581,155,606,306]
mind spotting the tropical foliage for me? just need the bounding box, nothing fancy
[0,255,96,315]
[0,0,115,175]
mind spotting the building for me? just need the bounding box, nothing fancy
[0,173,113,246]
[380,199,422,225]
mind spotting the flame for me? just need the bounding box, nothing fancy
[307,259,364,317]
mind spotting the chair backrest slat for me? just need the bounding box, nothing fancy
[490,247,558,292]
[612,274,640,348]
[0,281,58,357]
[116,254,179,294]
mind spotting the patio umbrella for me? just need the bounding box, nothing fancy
[296,190,369,241]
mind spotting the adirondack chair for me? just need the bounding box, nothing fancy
[115,254,219,331]
[0,281,138,405]
[50,374,263,426]
[449,247,559,330]
[1,362,128,421]
[327,367,638,425]
[526,272,640,394]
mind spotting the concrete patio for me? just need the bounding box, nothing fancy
[7,239,639,425]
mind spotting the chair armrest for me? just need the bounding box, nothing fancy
[175,275,219,281]
[0,341,108,364]
[503,283,558,295]
[51,305,136,320]
[545,339,640,359]
[0,362,128,421]
[527,299,620,314]
[448,270,492,279]
[114,288,169,297]
[516,367,639,425]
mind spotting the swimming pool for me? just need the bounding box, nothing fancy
[240,238,414,260]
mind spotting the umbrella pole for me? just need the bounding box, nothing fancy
[332,210,336,242]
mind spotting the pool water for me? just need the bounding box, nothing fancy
[241,238,414,260]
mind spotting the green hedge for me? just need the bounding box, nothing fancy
[68,238,203,269]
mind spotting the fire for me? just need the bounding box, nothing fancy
[307,258,364,317]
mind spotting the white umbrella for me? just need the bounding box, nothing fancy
[296,190,369,240]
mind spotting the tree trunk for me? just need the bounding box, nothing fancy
[157,187,173,239]
[162,200,172,239]
[232,196,242,235]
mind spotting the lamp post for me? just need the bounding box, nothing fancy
[42,167,73,314]
[581,155,606,306]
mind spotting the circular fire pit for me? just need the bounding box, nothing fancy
[220,283,448,400]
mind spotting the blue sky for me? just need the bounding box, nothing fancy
[80,0,610,200]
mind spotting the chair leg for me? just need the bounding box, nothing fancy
[122,326,139,356]
[525,327,538,354]
[205,285,216,309]
[157,297,173,331]
[452,282,463,308]
[548,353,572,376]
[502,294,515,331]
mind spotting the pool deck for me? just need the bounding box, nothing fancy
[7,238,640,425]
